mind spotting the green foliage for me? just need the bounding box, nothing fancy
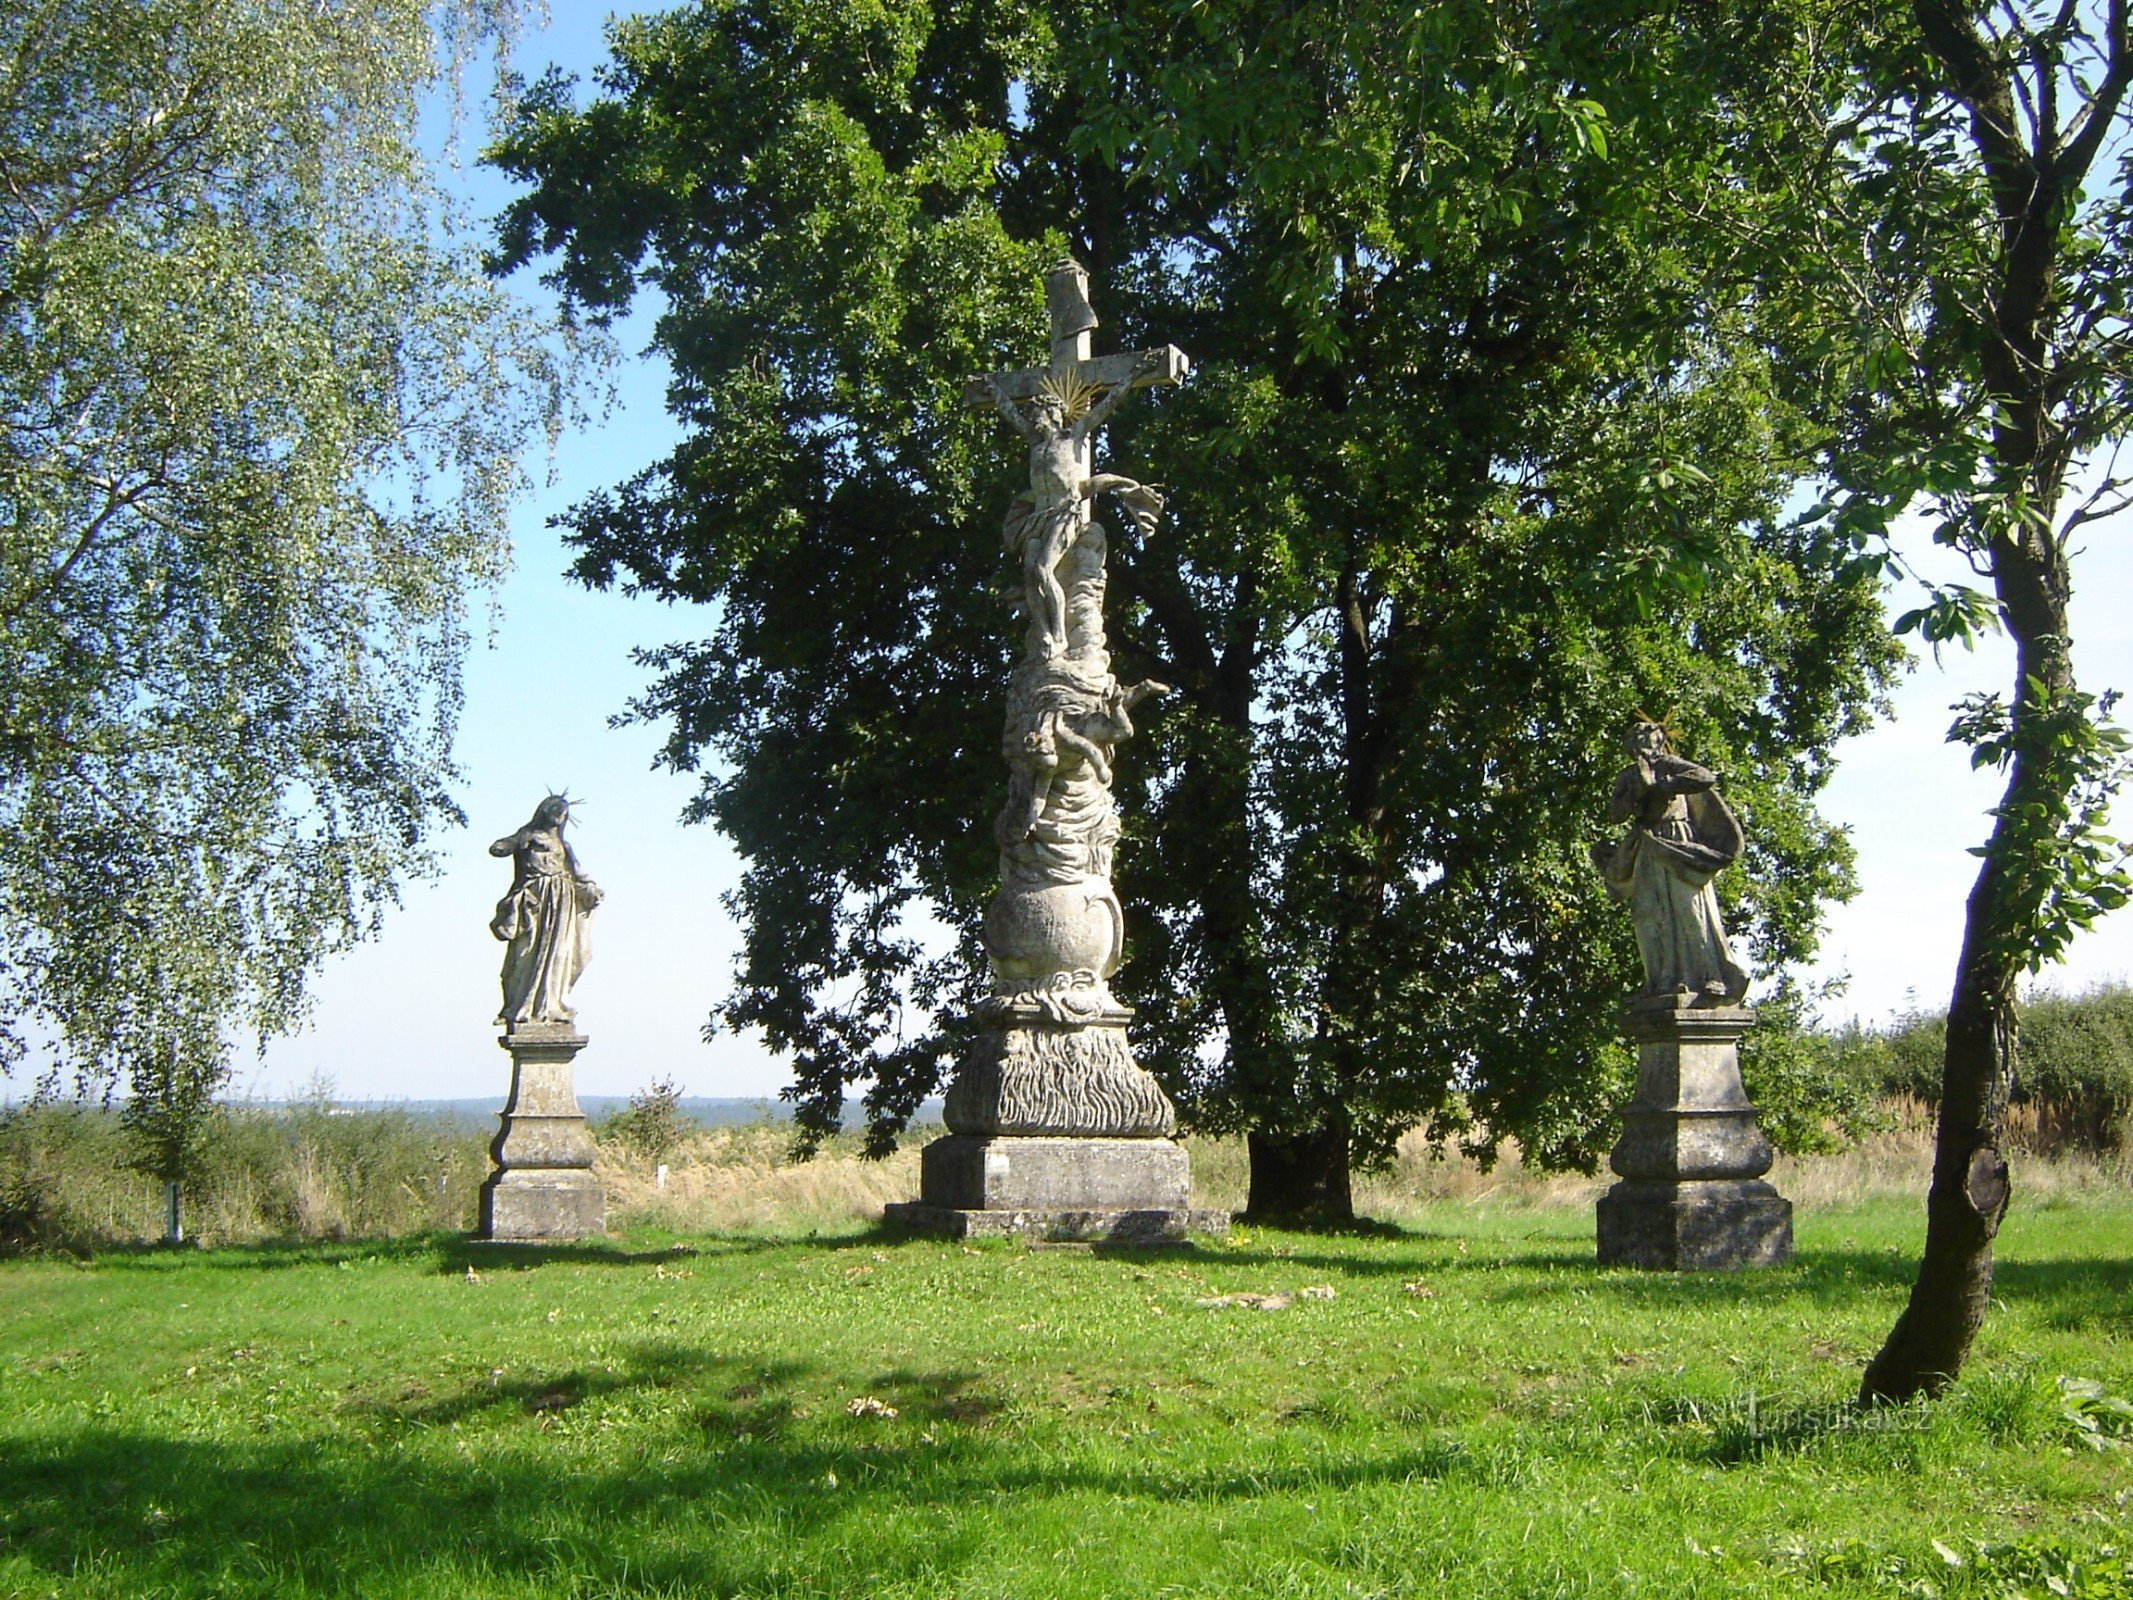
[1833,984,2133,1152]
[1950,686,2133,980]
[1,1200,2130,1596]
[2057,1375,2133,1452]
[0,1100,488,1252]
[116,1040,226,1189]
[599,1075,690,1164]
[1777,0,2133,1026]
[1738,989,1885,1156]
[487,0,1895,1173]
[0,1,553,1114]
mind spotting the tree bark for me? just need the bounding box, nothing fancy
[1861,526,2068,1404]
[1858,0,2120,1406]
[1243,1119,1355,1223]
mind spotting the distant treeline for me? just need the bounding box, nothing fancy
[1825,983,2133,1152]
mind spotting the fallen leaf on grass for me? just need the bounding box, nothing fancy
[847,1396,898,1419]
[1402,1281,1436,1299]
[1297,1285,1336,1301]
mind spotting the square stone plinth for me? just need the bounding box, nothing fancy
[883,1134,1227,1241]
[480,1169,605,1242]
[915,1134,1191,1210]
[1597,1178,1792,1270]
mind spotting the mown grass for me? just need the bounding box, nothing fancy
[3,1196,2129,1599]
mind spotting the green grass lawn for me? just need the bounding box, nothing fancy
[2,1198,2128,1599]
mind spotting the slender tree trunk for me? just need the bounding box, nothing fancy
[1861,544,2070,1402]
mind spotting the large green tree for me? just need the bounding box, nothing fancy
[1,0,551,1152]
[490,0,1894,1214]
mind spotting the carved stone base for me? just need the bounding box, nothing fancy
[478,1023,603,1242]
[945,1022,1175,1136]
[1597,1004,1790,1270]
[481,1169,607,1243]
[1597,1178,1793,1270]
[883,1201,1229,1243]
[913,1133,1190,1209]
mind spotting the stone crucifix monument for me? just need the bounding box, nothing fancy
[1588,721,1792,1269]
[478,794,606,1241]
[885,257,1224,1242]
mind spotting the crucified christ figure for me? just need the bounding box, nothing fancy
[986,355,1166,659]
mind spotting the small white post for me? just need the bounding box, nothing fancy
[655,1163,669,1192]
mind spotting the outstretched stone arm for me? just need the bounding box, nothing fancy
[1070,350,1168,444]
[1084,473,1165,538]
[986,377,1038,441]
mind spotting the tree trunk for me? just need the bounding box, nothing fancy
[1858,874,2012,1399]
[1243,1119,1354,1223]
[1861,581,2067,1402]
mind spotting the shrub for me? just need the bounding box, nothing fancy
[1738,991,1885,1154]
[0,1098,488,1250]
[1829,982,2133,1152]
[600,1077,690,1166]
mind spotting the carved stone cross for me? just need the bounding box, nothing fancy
[964,258,1188,665]
[961,257,1189,462]
[885,255,1220,1241]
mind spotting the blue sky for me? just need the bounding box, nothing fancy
[242,7,2133,1105]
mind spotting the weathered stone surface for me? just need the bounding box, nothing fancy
[883,1201,1228,1243]
[1589,722,1750,1007]
[478,1024,604,1241]
[1588,945,1792,1267]
[480,1168,606,1242]
[1597,1178,1793,1270]
[914,1134,1190,1210]
[944,1024,1175,1137]
[1607,1005,1774,1181]
[895,259,1211,1230]
[490,796,603,1028]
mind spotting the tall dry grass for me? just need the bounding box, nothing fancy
[601,1100,2126,1234]
[598,1121,922,1236]
[9,1096,2126,1253]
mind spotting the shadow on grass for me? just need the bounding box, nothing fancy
[57,1226,902,1276]
[0,1369,1480,1599]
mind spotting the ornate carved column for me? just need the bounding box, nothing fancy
[886,259,1224,1242]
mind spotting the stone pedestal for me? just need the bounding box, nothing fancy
[478,1023,605,1242]
[1595,1004,1792,1270]
[886,1004,1225,1242]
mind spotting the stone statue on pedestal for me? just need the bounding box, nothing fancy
[885,257,1222,1240]
[1589,723,1790,1269]
[478,795,604,1241]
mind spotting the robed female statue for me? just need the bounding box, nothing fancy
[490,795,603,1027]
